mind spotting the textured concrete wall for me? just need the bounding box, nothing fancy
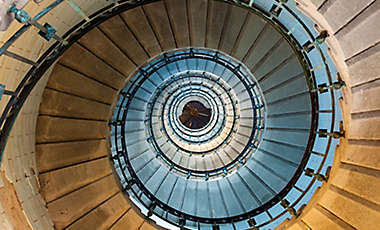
[0,1,110,229]
[279,0,380,229]
[0,0,379,229]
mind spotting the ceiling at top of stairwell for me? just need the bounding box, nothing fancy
[179,100,212,130]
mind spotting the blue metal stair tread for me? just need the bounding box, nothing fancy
[264,128,310,147]
[167,177,187,210]
[125,120,145,131]
[233,13,266,61]
[245,26,282,70]
[126,110,145,123]
[131,150,156,173]
[264,76,309,103]
[217,178,248,216]
[253,149,298,179]
[227,174,261,211]
[134,87,153,100]
[236,167,274,204]
[266,113,312,129]
[266,93,311,113]
[208,181,229,218]
[155,172,178,207]
[144,166,169,195]
[254,41,294,79]
[260,57,304,91]
[195,182,212,218]
[261,138,306,164]
[181,180,198,215]
[245,158,287,193]
[129,96,148,110]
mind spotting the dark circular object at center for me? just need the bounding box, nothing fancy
[179,101,212,129]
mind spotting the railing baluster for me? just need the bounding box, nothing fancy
[3,50,38,66]
[66,0,91,23]
[0,0,343,229]
[8,3,68,45]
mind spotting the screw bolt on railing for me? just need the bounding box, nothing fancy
[248,218,258,229]
[255,104,264,109]
[304,168,328,182]
[120,91,131,98]
[270,4,283,17]
[223,168,228,176]
[303,30,329,52]
[233,64,241,73]
[280,199,298,216]
[156,152,161,158]
[270,0,288,17]
[318,129,345,138]
[212,225,220,230]
[0,84,7,100]
[109,120,124,126]
[112,150,123,160]
[178,218,186,228]
[8,4,30,24]
[147,202,156,217]
[315,30,329,44]
[317,81,346,94]
[248,83,257,89]
[124,179,136,191]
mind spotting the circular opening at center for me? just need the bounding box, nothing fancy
[179,101,212,129]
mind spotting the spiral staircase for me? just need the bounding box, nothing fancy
[0,0,379,230]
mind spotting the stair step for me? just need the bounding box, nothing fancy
[59,43,125,89]
[98,15,149,66]
[121,7,162,57]
[143,1,176,50]
[78,27,136,77]
[40,89,110,121]
[66,192,129,230]
[47,64,116,104]
[37,116,106,143]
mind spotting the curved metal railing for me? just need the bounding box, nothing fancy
[113,48,265,179]
[0,0,343,229]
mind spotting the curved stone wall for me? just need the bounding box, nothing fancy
[0,0,378,229]
[279,1,380,229]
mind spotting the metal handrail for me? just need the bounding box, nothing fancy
[0,0,341,229]
[0,0,151,160]
[110,1,339,228]
[113,48,264,178]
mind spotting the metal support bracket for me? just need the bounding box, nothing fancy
[270,0,288,17]
[147,202,156,217]
[248,218,258,229]
[280,199,298,216]
[302,30,329,53]
[318,129,345,138]
[0,84,6,101]
[317,80,346,94]
[8,4,67,45]
[304,168,328,182]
